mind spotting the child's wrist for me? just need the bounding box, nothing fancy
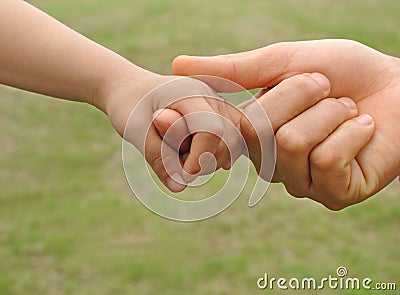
[90,58,155,114]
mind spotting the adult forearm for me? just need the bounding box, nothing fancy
[0,0,148,110]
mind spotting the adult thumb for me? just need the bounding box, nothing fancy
[172,44,303,90]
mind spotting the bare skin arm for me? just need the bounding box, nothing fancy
[0,0,236,192]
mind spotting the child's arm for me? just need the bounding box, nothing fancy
[0,0,143,108]
[0,0,234,191]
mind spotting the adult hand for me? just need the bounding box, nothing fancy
[171,39,400,209]
[154,72,366,210]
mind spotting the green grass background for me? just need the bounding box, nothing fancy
[0,0,399,294]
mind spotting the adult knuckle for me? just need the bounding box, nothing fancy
[291,74,322,96]
[290,75,310,89]
[315,189,353,211]
[241,116,261,144]
[276,126,308,153]
[285,184,307,199]
[322,98,350,114]
[323,200,348,211]
[321,97,340,108]
[310,146,344,171]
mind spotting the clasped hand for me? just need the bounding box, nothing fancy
[153,72,370,211]
[146,39,400,210]
[108,40,400,211]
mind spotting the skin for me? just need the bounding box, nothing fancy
[4,1,397,209]
[155,72,368,210]
[157,39,400,210]
[0,0,237,192]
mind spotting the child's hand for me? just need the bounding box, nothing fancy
[95,72,241,192]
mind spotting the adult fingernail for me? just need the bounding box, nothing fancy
[338,97,357,109]
[310,73,330,91]
[356,114,374,126]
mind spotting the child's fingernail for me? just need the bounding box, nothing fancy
[183,171,197,183]
[338,97,357,109]
[310,73,330,91]
[166,175,186,192]
[172,173,185,184]
[222,161,232,170]
[152,109,164,120]
[356,114,373,126]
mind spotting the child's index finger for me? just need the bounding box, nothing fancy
[182,131,221,182]
[171,97,225,183]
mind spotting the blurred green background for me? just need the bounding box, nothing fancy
[0,0,399,294]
